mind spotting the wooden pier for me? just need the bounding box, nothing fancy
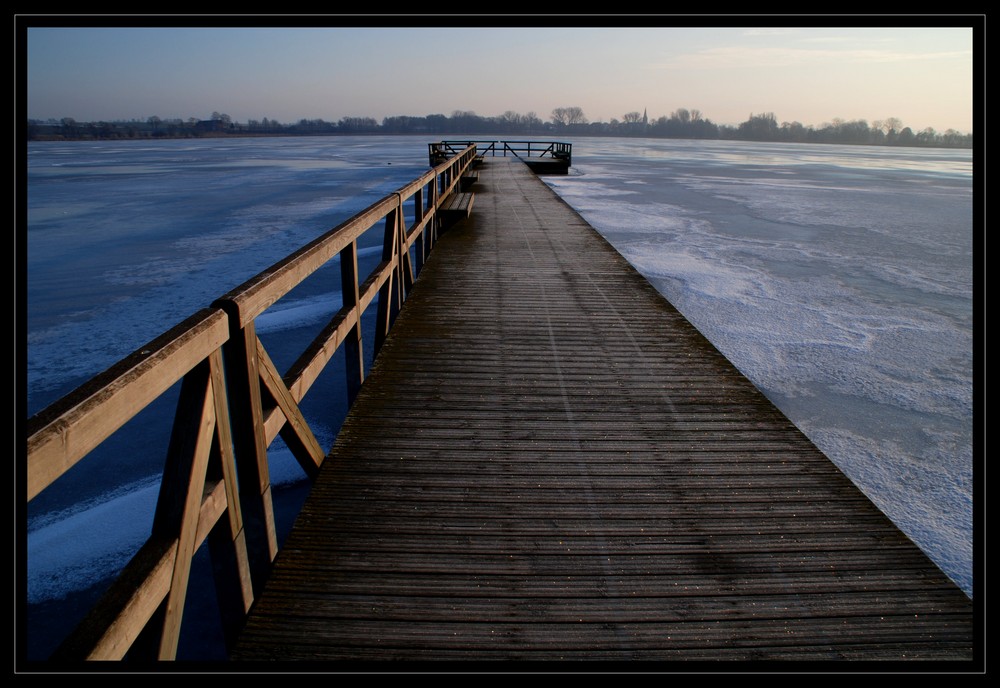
[24,143,974,666]
[230,157,974,662]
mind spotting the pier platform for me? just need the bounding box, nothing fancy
[231,158,973,662]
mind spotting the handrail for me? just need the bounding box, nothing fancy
[25,144,478,661]
[430,140,572,166]
[29,308,245,661]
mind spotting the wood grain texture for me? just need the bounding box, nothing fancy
[233,159,973,663]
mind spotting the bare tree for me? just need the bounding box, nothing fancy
[523,112,541,129]
[671,108,691,124]
[622,111,643,124]
[498,110,523,127]
[60,117,79,137]
[877,117,903,135]
[551,106,588,126]
[565,106,587,125]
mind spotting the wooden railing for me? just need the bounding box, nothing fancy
[25,144,479,661]
[430,140,571,166]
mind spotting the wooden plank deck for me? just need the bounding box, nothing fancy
[232,158,973,663]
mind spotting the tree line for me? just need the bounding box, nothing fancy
[26,107,973,149]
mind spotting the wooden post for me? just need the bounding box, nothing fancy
[149,358,218,658]
[218,318,278,597]
[204,347,254,654]
[399,198,415,297]
[118,357,220,660]
[413,186,426,277]
[374,206,400,357]
[428,179,439,253]
[339,240,365,406]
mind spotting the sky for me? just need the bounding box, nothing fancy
[19,18,979,134]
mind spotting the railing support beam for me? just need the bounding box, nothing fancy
[217,319,278,598]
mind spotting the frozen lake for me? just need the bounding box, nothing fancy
[541,137,974,600]
[22,134,974,658]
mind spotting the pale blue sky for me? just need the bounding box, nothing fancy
[22,22,977,133]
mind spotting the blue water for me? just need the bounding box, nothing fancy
[22,135,974,659]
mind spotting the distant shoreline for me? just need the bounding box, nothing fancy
[25,129,973,151]
[26,109,973,150]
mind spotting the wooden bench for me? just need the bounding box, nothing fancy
[439,192,475,228]
[460,170,479,191]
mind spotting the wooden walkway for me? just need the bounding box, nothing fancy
[232,159,973,662]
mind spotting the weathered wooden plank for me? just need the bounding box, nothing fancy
[204,350,256,650]
[227,591,972,626]
[220,320,278,595]
[255,338,324,477]
[237,617,972,660]
[26,308,229,501]
[282,307,357,407]
[460,171,479,191]
[151,359,218,658]
[339,240,365,406]
[214,196,398,328]
[242,573,966,601]
[439,191,475,227]
[234,158,972,662]
[52,480,230,660]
